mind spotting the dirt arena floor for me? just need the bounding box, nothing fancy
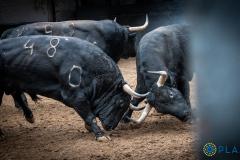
[0,58,197,160]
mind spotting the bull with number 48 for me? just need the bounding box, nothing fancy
[1,16,149,122]
[0,35,151,141]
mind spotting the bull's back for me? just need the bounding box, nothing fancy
[138,24,188,71]
[0,36,116,96]
[136,24,189,88]
[0,20,121,62]
[1,20,104,39]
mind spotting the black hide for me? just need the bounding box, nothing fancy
[1,20,134,62]
[0,35,131,138]
[125,24,192,121]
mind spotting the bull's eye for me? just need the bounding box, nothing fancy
[169,91,174,99]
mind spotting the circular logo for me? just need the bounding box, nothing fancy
[203,142,217,157]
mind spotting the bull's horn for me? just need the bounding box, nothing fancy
[128,14,149,32]
[129,103,152,124]
[129,103,145,111]
[123,84,149,98]
[148,71,168,87]
[114,17,117,22]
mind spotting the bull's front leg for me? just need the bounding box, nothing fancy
[122,97,144,123]
[74,105,111,142]
[122,81,147,123]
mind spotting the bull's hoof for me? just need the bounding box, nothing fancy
[85,123,93,132]
[25,115,35,123]
[96,135,111,142]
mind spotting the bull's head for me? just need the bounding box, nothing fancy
[119,15,149,58]
[129,71,191,124]
[97,83,149,131]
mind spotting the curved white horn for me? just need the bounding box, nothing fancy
[148,71,168,87]
[129,103,145,111]
[123,84,149,98]
[114,17,117,22]
[129,103,152,124]
[128,14,149,32]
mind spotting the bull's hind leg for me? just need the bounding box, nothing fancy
[12,92,35,123]
[73,102,110,141]
[13,92,28,109]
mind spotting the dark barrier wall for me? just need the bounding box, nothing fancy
[0,0,186,35]
[0,0,53,25]
[189,0,240,159]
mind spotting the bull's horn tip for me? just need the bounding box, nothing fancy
[147,71,167,75]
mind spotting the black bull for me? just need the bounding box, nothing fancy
[124,24,192,123]
[0,35,149,141]
[0,17,148,121]
[1,16,148,62]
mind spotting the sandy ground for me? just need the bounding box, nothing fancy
[0,58,197,160]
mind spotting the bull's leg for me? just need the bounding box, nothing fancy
[122,97,145,123]
[74,105,110,141]
[13,92,28,109]
[0,91,4,106]
[122,83,147,123]
[12,92,35,123]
